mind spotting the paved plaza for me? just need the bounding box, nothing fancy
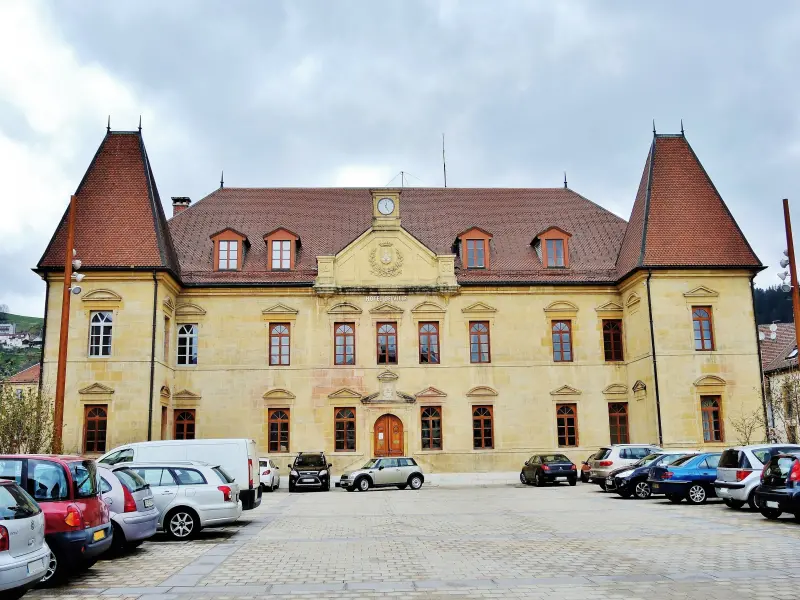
[29,480,800,599]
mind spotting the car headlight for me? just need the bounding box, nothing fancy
[319,470,328,477]
[290,470,298,477]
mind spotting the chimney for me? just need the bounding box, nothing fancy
[171,197,191,216]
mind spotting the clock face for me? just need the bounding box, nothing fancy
[377,197,395,215]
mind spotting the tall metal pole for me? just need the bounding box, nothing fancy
[783,199,800,354]
[53,195,76,454]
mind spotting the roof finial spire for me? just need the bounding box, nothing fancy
[563,171,568,189]
[220,170,224,189]
[652,119,656,135]
[107,115,111,133]
[138,115,142,132]
[680,118,685,136]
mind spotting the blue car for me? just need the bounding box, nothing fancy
[648,452,721,504]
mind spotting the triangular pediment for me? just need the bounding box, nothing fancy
[411,301,446,315]
[595,301,624,313]
[461,302,497,314]
[78,383,115,395]
[544,301,579,313]
[550,385,581,396]
[173,389,202,399]
[415,386,447,398]
[603,383,628,395]
[327,387,362,400]
[694,375,727,387]
[263,388,296,400]
[369,302,404,315]
[262,303,299,316]
[626,293,641,308]
[466,385,498,397]
[81,289,122,302]
[684,286,719,298]
[377,370,399,382]
[327,302,363,315]
[632,380,647,393]
[175,303,207,316]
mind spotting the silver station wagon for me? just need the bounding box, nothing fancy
[338,457,424,492]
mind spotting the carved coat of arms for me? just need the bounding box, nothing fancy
[369,242,404,277]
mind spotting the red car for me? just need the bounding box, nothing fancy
[0,455,112,586]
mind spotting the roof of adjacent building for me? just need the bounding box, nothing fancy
[763,323,799,374]
[37,130,761,286]
[5,363,40,384]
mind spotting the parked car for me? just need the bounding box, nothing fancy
[607,451,698,499]
[258,458,280,492]
[339,458,424,492]
[589,444,661,489]
[289,452,332,492]
[520,454,577,486]
[647,452,722,504]
[0,479,50,600]
[0,455,112,586]
[756,452,800,521]
[126,462,241,540]
[97,465,159,552]
[715,444,800,511]
[580,452,596,483]
[99,439,261,510]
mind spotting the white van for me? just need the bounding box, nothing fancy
[98,439,261,510]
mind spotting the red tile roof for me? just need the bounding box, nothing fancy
[617,135,761,278]
[37,131,178,273]
[5,363,40,384]
[759,323,796,372]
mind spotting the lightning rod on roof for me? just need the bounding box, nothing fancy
[680,119,685,136]
[107,115,111,133]
[442,133,448,188]
[652,119,656,135]
[564,172,568,189]
[138,115,142,132]
[220,170,224,189]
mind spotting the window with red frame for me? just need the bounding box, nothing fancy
[270,323,290,366]
[419,322,440,364]
[556,404,578,447]
[83,405,107,453]
[701,396,723,442]
[552,320,572,362]
[602,319,624,361]
[174,409,196,440]
[608,402,629,444]
[334,323,355,365]
[470,321,491,363]
[377,322,397,364]
[466,239,485,268]
[268,409,290,452]
[692,307,715,351]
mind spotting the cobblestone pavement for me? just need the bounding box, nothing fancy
[27,482,800,599]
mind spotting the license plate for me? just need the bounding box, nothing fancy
[27,558,45,576]
[767,501,779,509]
[300,478,314,483]
[144,497,154,508]
[93,529,106,541]
[606,478,613,484]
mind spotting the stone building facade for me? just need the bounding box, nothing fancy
[36,130,765,472]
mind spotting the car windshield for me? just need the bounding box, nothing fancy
[114,468,148,493]
[69,460,99,498]
[634,454,661,467]
[542,454,571,463]
[752,447,800,465]
[669,455,696,467]
[294,454,326,468]
[595,448,612,460]
[362,459,379,469]
[660,454,690,466]
[0,483,40,520]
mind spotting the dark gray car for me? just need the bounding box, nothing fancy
[98,465,159,552]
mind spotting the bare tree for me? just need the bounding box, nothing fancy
[0,385,53,454]
[730,404,765,445]
[764,369,800,444]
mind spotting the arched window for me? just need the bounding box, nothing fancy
[472,406,493,449]
[602,319,624,362]
[556,404,578,447]
[270,324,291,366]
[334,323,355,365]
[608,402,629,444]
[89,311,113,356]
[692,307,715,351]
[177,324,198,365]
[268,409,290,452]
[552,321,572,362]
[701,396,723,442]
[418,322,440,364]
[469,322,491,363]
[334,408,356,451]
[421,406,442,450]
[377,322,398,364]
[174,410,196,440]
[83,405,107,453]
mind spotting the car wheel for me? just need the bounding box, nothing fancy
[634,481,652,500]
[535,472,545,487]
[519,471,528,485]
[686,485,707,505]
[568,478,577,487]
[166,508,199,540]
[409,475,423,490]
[39,550,63,587]
[667,494,683,504]
[748,487,763,511]
[289,483,296,493]
[110,522,127,553]
[760,507,782,520]
[357,477,371,492]
[723,498,745,509]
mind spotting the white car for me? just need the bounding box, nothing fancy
[0,480,50,600]
[715,444,800,510]
[258,458,281,492]
[126,462,242,540]
[589,444,662,488]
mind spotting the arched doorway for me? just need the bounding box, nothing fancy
[374,414,404,457]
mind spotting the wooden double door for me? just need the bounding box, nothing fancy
[374,414,404,457]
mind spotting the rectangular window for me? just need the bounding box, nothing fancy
[163,316,171,361]
[83,405,108,453]
[377,322,398,364]
[470,321,491,363]
[418,322,440,364]
[552,320,572,362]
[89,311,113,357]
[268,409,290,452]
[608,402,629,444]
[556,403,578,447]
[546,239,565,267]
[334,322,355,365]
[466,239,485,268]
[174,409,196,440]
[692,306,715,351]
[218,240,239,270]
[472,406,493,449]
[421,406,442,450]
[602,319,624,361]
[269,323,291,366]
[177,324,198,365]
[334,407,356,451]
[271,240,291,270]
[701,396,723,442]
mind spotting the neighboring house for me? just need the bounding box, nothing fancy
[3,363,41,399]
[0,323,15,335]
[762,324,799,443]
[0,333,36,349]
[33,127,765,472]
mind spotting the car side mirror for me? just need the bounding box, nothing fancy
[328,463,333,468]
[379,466,384,470]
[276,467,280,470]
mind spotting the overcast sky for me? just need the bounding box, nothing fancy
[1,0,798,316]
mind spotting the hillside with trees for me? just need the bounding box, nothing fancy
[754,285,794,326]
[0,304,43,378]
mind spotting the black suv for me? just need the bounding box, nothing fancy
[289,452,332,492]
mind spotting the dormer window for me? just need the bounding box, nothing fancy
[264,228,300,271]
[533,227,572,269]
[210,228,248,271]
[546,239,565,267]
[456,227,493,270]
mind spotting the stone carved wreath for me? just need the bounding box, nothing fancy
[369,245,404,277]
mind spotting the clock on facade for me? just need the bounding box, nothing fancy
[377,197,395,215]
